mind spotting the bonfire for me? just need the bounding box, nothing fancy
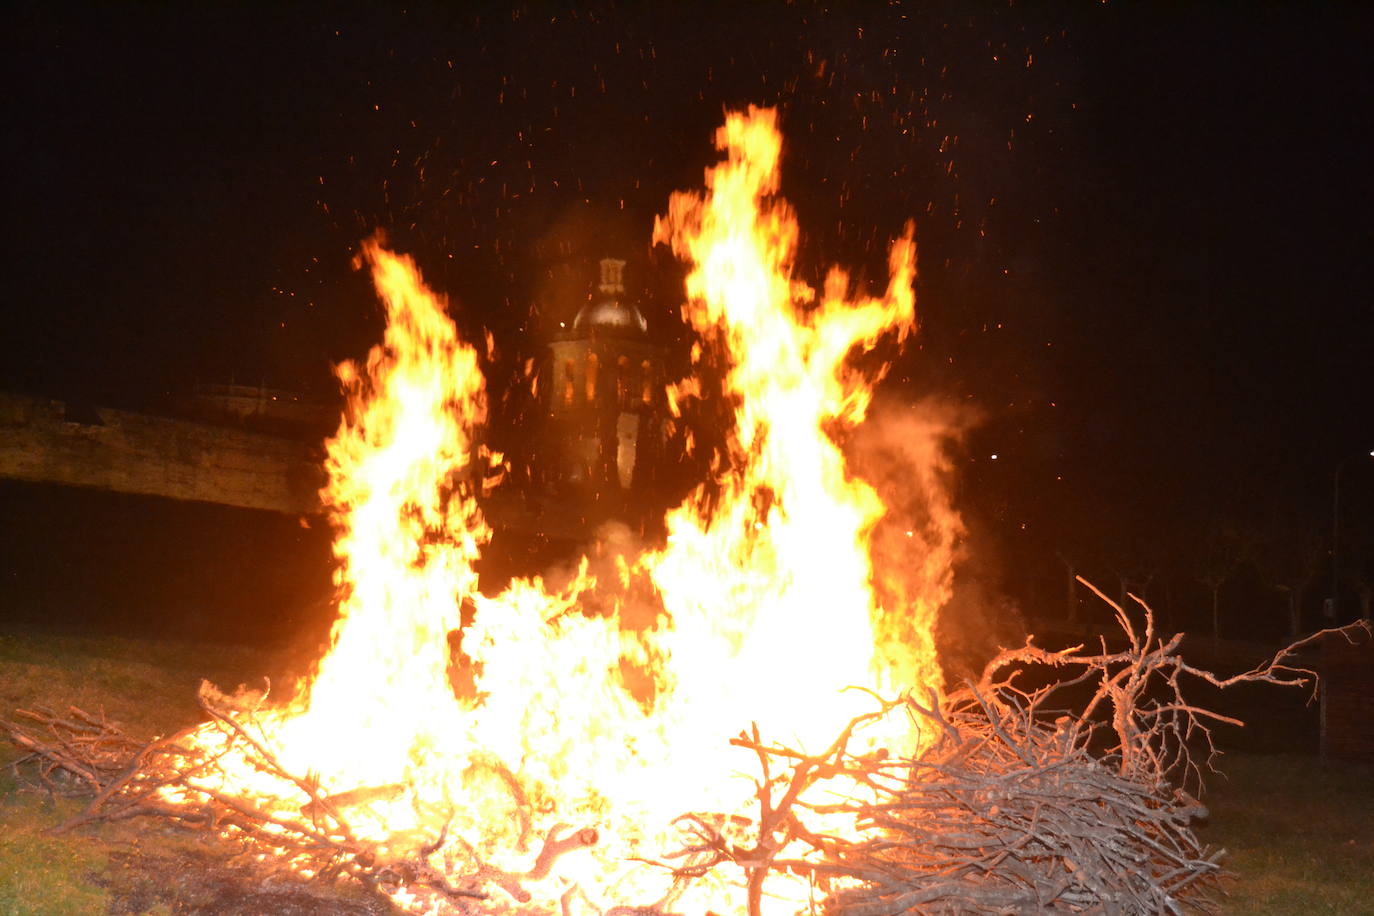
[5,108,1364,915]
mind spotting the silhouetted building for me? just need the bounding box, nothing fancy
[542,258,667,514]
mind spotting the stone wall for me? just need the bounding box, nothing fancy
[0,392,324,516]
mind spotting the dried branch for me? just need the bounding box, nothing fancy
[666,589,1362,915]
[1,691,620,913]
[6,593,1363,915]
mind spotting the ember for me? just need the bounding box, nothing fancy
[7,106,1362,916]
[82,107,949,914]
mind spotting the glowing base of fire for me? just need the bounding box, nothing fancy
[169,673,909,914]
[162,106,954,914]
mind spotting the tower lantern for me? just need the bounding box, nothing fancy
[541,257,665,521]
[599,258,626,294]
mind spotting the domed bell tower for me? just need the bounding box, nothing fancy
[544,258,665,512]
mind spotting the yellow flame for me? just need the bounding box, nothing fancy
[168,107,954,914]
[280,238,489,788]
[648,106,936,752]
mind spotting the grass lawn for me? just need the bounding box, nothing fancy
[1200,752,1374,915]
[1,622,1371,914]
[0,623,391,915]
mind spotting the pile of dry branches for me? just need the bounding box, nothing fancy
[1,683,595,912]
[664,583,1368,915]
[5,585,1368,915]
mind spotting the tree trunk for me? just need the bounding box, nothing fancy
[1163,577,1174,633]
[1211,587,1221,640]
[1287,589,1302,637]
[1065,560,1078,625]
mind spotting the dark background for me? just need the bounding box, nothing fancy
[2,2,1371,644]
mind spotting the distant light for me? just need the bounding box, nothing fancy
[990,454,998,460]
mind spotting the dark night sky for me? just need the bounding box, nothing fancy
[4,2,1372,600]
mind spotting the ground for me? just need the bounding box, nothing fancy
[0,624,397,915]
[2,622,1371,914]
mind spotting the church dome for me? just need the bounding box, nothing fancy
[570,257,647,335]
[573,298,648,334]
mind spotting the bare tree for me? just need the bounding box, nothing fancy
[1105,540,1164,623]
[1193,520,1258,640]
[1256,516,1326,637]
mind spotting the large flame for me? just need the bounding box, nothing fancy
[648,106,938,750]
[168,107,955,914]
[278,237,490,789]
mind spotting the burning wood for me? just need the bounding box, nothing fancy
[6,603,1366,913]
[1,685,593,908]
[13,106,1362,913]
[612,591,1369,916]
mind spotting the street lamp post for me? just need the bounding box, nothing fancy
[1331,450,1374,622]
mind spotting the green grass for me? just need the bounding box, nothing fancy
[0,804,113,916]
[0,623,322,915]
[0,625,289,739]
[1200,752,1374,914]
[1,623,1371,913]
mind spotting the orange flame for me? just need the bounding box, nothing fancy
[647,106,936,752]
[167,107,955,914]
[281,238,489,788]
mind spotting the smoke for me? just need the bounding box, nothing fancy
[849,396,1023,690]
[936,537,1028,688]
